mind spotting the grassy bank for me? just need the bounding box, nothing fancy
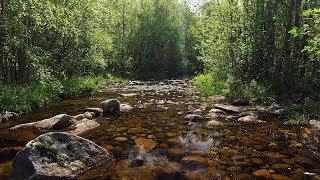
[0,75,120,113]
[193,74,320,123]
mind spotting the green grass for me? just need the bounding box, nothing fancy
[193,74,229,96]
[193,74,267,99]
[284,102,320,124]
[0,75,121,113]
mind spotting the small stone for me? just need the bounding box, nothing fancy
[272,164,289,171]
[206,120,222,129]
[85,108,103,117]
[252,169,272,177]
[120,104,133,113]
[115,137,128,142]
[134,138,157,152]
[184,114,204,122]
[181,156,208,166]
[270,174,290,180]
[84,112,95,120]
[238,115,267,123]
[214,104,242,114]
[167,148,189,157]
[74,114,85,121]
[101,99,120,115]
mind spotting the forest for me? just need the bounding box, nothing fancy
[1,0,320,179]
[0,0,319,113]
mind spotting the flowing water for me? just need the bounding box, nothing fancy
[0,80,320,179]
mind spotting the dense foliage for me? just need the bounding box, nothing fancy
[194,0,320,97]
[0,0,319,112]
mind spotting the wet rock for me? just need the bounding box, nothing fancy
[227,166,242,173]
[206,120,222,129]
[155,162,182,176]
[0,111,19,123]
[121,93,138,97]
[181,156,208,166]
[128,127,147,134]
[250,158,264,165]
[238,115,267,123]
[67,119,100,136]
[183,169,207,180]
[231,99,250,106]
[214,104,242,114]
[167,148,189,157]
[114,159,155,180]
[233,174,254,180]
[184,114,204,122]
[272,164,290,171]
[134,138,157,152]
[207,168,224,179]
[11,132,112,179]
[85,108,103,117]
[11,114,75,132]
[270,174,290,180]
[309,120,320,131]
[293,156,316,167]
[120,104,133,113]
[208,109,226,115]
[52,116,77,130]
[82,112,95,120]
[252,169,273,177]
[207,112,226,120]
[115,137,128,142]
[74,114,86,121]
[101,99,120,115]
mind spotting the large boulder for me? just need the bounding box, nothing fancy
[6,115,99,143]
[0,111,19,123]
[101,99,121,115]
[11,132,112,179]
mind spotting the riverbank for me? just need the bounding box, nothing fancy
[0,75,121,114]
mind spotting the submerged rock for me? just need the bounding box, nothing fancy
[101,99,120,115]
[11,132,112,179]
[0,111,19,123]
[135,138,157,152]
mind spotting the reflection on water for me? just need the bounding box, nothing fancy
[0,80,320,179]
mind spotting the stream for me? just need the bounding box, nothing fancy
[0,79,320,179]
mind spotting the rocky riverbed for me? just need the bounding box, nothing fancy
[0,79,320,179]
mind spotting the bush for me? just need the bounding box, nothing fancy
[194,74,267,99]
[193,74,229,96]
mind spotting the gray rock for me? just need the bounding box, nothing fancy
[206,120,222,129]
[85,108,103,117]
[120,104,133,113]
[74,114,86,121]
[184,114,204,122]
[0,111,19,123]
[309,120,320,131]
[11,114,74,132]
[11,132,112,179]
[214,104,242,114]
[101,99,120,115]
[238,115,267,123]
